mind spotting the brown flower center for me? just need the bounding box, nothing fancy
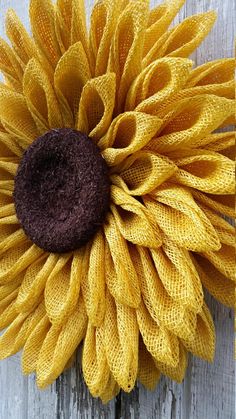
[13,128,110,253]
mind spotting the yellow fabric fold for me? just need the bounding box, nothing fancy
[77,73,116,141]
[111,150,177,195]
[0,89,39,148]
[36,296,87,388]
[22,314,51,374]
[137,299,180,367]
[126,57,192,113]
[145,185,220,252]
[54,42,91,127]
[155,343,188,383]
[132,246,197,340]
[82,323,110,398]
[45,251,84,325]
[144,11,216,67]
[147,95,234,152]
[0,301,45,359]
[108,0,149,113]
[101,291,139,392]
[23,58,63,134]
[30,0,61,70]
[110,185,162,248]
[16,253,59,313]
[104,213,141,308]
[143,0,186,57]
[193,254,235,308]
[138,338,161,390]
[82,232,106,326]
[181,303,215,361]
[151,240,203,313]
[5,9,38,68]
[171,149,235,194]
[100,112,162,166]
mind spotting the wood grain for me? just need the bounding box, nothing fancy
[0,0,234,418]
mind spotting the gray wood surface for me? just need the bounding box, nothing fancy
[0,0,234,418]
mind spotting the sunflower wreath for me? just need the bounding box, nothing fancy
[0,0,235,403]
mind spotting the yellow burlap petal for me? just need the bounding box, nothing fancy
[16,254,58,313]
[90,0,122,76]
[192,189,235,219]
[182,303,215,361]
[0,243,43,285]
[81,232,106,326]
[0,89,39,148]
[54,42,91,127]
[45,251,84,325]
[0,276,21,301]
[202,244,235,283]
[0,190,12,206]
[0,158,18,178]
[0,131,23,157]
[155,343,188,383]
[55,0,73,53]
[30,0,61,70]
[23,58,63,134]
[108,0,149,113]
[171,149,235,194]
[82,323,110,398]
[187,58,235,88]
[143,11,216,67]
[0,288,19,330]
[111,151,177,195]
[77,73,116,141]
[143,0,185,57]
[100,374,120,404]
[0,228,27,256]
[198,204,235,247]
[137,299,179,367]
[36,296,87,388]
[132,246,197,340]
[138,338,161,390]
[71,0,90,63]
[104,213,141,308]
[145,185,220,252]
[101,291,139,392]
[0,37,23,92]
[193,254,235,308]
[0,203,18,225]
[151,240,203,313]
[203,132,235,160]
[147,95,234,152]
[22,314,50,374]
[100,112,162,166]
[125,57,192,113]
[155,59,235,110]
[110,185,162,248]
[0,301,45,359]
[5,9,38,67]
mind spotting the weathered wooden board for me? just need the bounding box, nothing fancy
[0,0,234,418]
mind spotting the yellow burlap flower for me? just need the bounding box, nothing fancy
[0,0,235,403]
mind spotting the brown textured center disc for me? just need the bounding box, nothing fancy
[13,128,110,253]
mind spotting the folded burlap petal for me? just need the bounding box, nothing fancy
[125,57,193,113]
[0,0,234,403]
[54,42,91,127]
[0,89,39,148]
[143,11,216,67]
[77,72,116,140]
[23,58,63,133]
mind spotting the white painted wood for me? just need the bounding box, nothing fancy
[0,0,234,418]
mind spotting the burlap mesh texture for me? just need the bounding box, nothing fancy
[0,0,235,403]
